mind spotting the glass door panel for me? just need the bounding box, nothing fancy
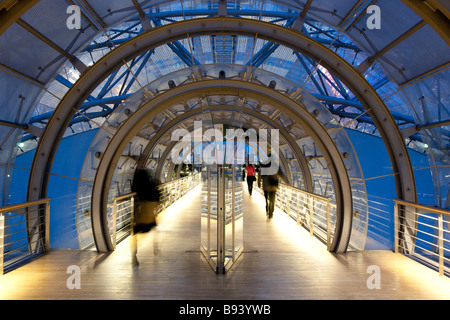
[201,165,243,274]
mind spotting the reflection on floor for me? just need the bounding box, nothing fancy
[1,184,450,300]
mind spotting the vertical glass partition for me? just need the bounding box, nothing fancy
[201,165,243,274]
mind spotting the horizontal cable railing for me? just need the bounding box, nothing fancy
[158,173,201,212]
[108,173,201,248]
[109,193,136,249]
[394,199,450,276]
[255,180,335,251]
[0,198,50,274]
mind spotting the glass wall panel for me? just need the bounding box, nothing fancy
[201,165,243,273]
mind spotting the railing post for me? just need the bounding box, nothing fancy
[130,196,135,237]
[326,200,331,251]
[394,201,399,253]
[309,195,314,237]
[438,213,444,276]
[232,167,236,262]
[207,168,211,260]
[0,213,4,275]
[112,200,117,249]
[284,186,289,214]
[217,167,225,274]
[44,202,50,253]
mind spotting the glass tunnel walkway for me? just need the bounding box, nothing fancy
[1,183,450,300]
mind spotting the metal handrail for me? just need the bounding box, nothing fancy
[109,173,201,249]
[393,199,450,217]
[111,193,135,249]
[158,172,201,188]
[280,183,333,204]
[112,192,137,203]
[255,178,334,251]
[0,198,51,214]
[0,198,51,275]
[393,198,450,276]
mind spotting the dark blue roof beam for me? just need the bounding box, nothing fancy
[294,52,326,96]
[246,18,295,67]
[120,50,153,97]
[94,51,152,102]
[151,18,200,67]
[20,111,112,143]
[55,74,112,112]
[295,51,337,113]
[166,42,199,67]
[83,37,133,52]
[296,52,350,112]
[315,67,349,99]
[82,22,142,52]
[0,120,43,137]
[302,21,361,53]
[371,77,389,90]
[29,94,132,125]
[332,110,423,142]
[330,73,351,99]
[109,28,140,36]
[97,69,121,99]
[117,57,139,97]
[309,37,362,52]
[248,42,280,67]
[125,10,364,53]
[312,93,417,127]
[302,52,384,115]
[106,21,143,39]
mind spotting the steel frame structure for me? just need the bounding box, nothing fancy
[23,16,421,253]
[134,104,311,186]
[18,8,429,144]
[91,79,353,253]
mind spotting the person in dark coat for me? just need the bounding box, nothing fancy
[130,169,161,265]
[258,161,287,220]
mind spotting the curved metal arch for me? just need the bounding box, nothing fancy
[91,79,352,253]
[134,104,310,188]
[165,138,293,184]
[152,120,293,186]
[401,0,450,46]
[28,17,415,201]
[27,17,414,252]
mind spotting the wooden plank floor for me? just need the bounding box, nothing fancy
[1,185,450,300]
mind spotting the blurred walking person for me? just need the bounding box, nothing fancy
[130,169,161,266]
[258,162,287,220]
